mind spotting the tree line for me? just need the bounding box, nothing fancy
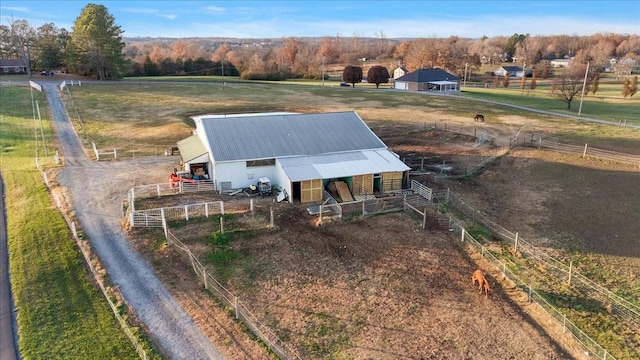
[2,3,638,82]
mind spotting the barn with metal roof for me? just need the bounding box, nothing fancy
[177,111,410,203]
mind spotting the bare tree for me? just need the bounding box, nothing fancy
[551,64,592,109]
[8,18,36,77]
[530,74,537,91]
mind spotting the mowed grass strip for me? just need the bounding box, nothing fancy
[0,86,150,359]
[461,80,640,126]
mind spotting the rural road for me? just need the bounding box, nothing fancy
[41,82,224,359]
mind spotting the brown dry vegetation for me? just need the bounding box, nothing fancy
[128,121,639,359]
[59,82,639,358]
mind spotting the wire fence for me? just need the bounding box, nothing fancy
[164,224,302,359]
[432,187,639,360]
[124,174,637,359]
[530,136,640,168]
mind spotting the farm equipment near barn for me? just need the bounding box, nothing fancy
[257,177,272,196]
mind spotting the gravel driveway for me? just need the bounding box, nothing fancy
[42,83,224,359]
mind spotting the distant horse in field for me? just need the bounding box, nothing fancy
[472,269,490,297]
[474,114,485,122]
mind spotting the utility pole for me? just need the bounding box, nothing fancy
[464,63,468,88]
[322,56,325,87]
[578,62,590,116]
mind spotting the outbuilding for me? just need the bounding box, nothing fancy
[176,111,410,203]
[393,68,460,92]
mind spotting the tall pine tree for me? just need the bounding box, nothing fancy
[67,4,126,79]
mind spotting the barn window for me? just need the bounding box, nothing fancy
[246,159,275,167]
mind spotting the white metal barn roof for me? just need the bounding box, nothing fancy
[278,150,410,182]
[193,111,387,162]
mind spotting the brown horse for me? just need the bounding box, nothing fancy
[472,269,490,297]
[474,114,485,122]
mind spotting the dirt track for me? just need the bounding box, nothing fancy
[42,83,225,359]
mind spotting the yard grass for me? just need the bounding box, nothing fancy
[63,80,638,160]
[0,86,158,359]
[460,81,640,126]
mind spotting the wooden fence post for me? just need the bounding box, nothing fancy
[203,268,208,289]
[422,208,427,229]
[270,207,274,228]
[161,209,167,239]
[235,297,239,319]
[582,144,588,158]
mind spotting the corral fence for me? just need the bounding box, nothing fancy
[430,186,639,360]
[529,136,640,168]
[163,221,301,359]
[129,198,271,228]
[131,195,297,358]
[125,181,217,225]
[456,227,618,360]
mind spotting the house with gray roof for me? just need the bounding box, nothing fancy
[494,65,532,78]
[177,111,410,203]
[394,68,460,92]
[0,59,28,75]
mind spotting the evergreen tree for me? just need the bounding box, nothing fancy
[67,4,126,79]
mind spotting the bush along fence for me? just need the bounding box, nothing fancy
[432,187,639,360]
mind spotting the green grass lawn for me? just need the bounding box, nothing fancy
[460,83,640,126]
[0,85,158,359]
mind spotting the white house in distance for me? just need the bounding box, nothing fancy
[494,65,533,78]
[394,68,460,92]
[176,111,410,203]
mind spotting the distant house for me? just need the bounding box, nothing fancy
[550,59,571,68]
[0,59,28,75]
[393,66,408,79]
[393,68,460,92]
[494,65,532,78]
[177,111,410,203]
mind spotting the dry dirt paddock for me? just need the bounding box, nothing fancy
[134,206,569,360]
[130,119,638,359]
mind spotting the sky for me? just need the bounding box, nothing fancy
[1,0,639,39]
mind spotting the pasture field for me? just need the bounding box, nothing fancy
[57,81,640,358]
[0,86,157,358]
